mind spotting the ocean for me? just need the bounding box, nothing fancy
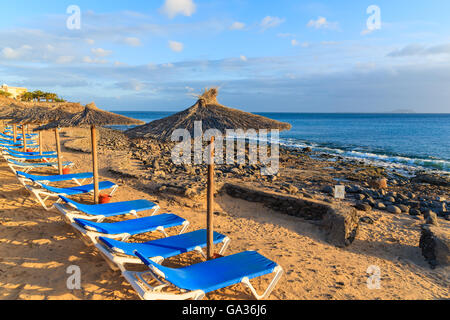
[114,112,450,173]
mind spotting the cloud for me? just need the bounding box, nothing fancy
[123,37,142,47]
[115,79,145,91]
[260,16,285,31]
[230,22,245,30]
[55,56,75,64]
[307,17,339,30]
[361,29,374,36]
[86,39,95,45]
[240,55,247,62]
[82,56,108,64]
[160,0,196,19]
[91,48,113,57]
[168,40,184,52]
[388,43,450,57]
[1,45,32,59]
[291,39,299,47]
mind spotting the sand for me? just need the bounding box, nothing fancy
[0,129,448,300]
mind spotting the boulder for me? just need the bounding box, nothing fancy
[355,202,372,212]
[387,205,402,214]
[411,174,450,187]
[322,204,360,248]
[370,178,388,189]
[419,225,450,268]
[425,211,439,226]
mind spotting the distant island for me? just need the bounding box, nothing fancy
[389,109,416,114]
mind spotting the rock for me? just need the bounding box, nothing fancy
[355,194,366,201]
[419,225,450,267]
[385,196,396,203]
[425,211,440,226]
[370,178,388,189]
[376,202,386,210]
[387,205,402,214]
[360,216,374,224]
[397,204,410,213]
[302,147,312,153]
[355,202,372,212]
[322,204,360,248]
[411,174,450,187]
[322,186,334,195]
[286,184,299,195]
[409,208,421,216]
[346,185,362,194]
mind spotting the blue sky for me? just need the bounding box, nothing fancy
[1,0,450,112]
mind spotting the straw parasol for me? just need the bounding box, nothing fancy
[11,106,76,167]
[126,88,292,260]
[126,88,292,141]
[0,105,28,144]
[35,102,144,203]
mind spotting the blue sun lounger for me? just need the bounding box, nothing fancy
[54,195,160,222]
[96,229,230,271]
[6,158,74,174]
[25,181,118,211]
[5,148,56,156]
[71,214,190,245]
[124,250,283,300]
[16,171,93,187]
[4,150,57,161]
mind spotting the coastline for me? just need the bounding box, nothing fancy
[0,127,449,300]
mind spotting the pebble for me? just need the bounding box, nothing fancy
[355,202,372,212]
[387,205,402,214]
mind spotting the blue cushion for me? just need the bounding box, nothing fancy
[74,214,186,235]
[40,181,116,196]
[59,196,156,217]
[17,171,93,183]
[135,251,278,293]
[99,229,226,258]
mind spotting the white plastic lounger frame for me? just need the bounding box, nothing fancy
[122,264,283,301]
[16,174,91,189]
[95,236,230,272]
[6,160,74,174]
[24,183,119,211]
[70,219,190,246]
[53,201,160,224]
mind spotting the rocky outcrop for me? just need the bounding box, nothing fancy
[419,225,450,268]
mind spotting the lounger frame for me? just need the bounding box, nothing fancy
[95,235,230,272]
[122,264,283,300]
[24,183,118,211]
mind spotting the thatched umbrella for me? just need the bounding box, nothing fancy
[126,88,292,260]
[126,88,291,140]
[12,106,74,166]
[36,102,144,203]
[0,105,28,144]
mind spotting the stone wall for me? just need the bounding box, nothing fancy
[222,183,360,247]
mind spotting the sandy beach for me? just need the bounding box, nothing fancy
[0,128,448,300]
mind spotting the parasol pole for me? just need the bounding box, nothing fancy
[54,128,63,175]
[13,124,17,144]
[91,125,100,204]
[39,129,43,155]
[206,136,215,260]
[22,124,27,152]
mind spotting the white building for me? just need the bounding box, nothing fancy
[1,84,28,99]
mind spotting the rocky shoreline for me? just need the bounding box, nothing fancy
[83,128,450,221]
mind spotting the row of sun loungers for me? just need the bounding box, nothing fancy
[0,127,283,300]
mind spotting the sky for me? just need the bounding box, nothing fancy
[1,0,450,113]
